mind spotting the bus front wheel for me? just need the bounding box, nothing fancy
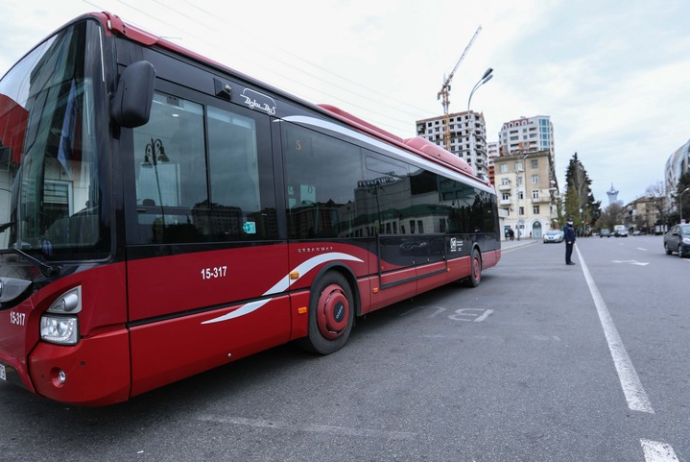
[298,271,354,355]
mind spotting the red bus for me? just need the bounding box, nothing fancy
[0,12,500,405]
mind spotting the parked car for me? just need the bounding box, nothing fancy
[600,228,612,238]
[543,230,564,243]
[614,225,629,237]
[663,223,690,257]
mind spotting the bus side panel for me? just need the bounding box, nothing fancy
[126,245,290,322]
[447,255,471,283]
[482,248,501,269]
[130,295,291,397]
[416,261,450,293]
[356,276,376,316]
[289,290,310,340]
[370,267,418,311]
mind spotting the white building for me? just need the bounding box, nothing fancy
[493,150,559,239]
[416,111,489,177]
[498,115,555,166]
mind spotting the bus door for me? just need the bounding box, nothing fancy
[122,84,290,396]
[362,154,424,306]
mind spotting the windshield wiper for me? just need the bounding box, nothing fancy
[0,248,59,278]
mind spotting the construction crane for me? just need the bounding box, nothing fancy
[437,25,482,151]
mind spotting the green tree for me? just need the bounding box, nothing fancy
[563,153,601,233]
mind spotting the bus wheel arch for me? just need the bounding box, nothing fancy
[298,269,357,355]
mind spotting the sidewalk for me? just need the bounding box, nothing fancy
[501,238,539,251]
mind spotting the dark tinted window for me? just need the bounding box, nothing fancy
[283,123,362,239]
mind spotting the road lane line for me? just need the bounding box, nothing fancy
[197,415,416,440]
[641,439,679,462]
[575,246,654,414]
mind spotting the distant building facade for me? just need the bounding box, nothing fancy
[416,111,488,177]
[498,115,555,166]
[665,138,690,215]
[624,196,666,235]
[493,150,559,239]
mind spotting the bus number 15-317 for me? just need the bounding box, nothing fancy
[201,266,228,280]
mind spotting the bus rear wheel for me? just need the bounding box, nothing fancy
[298,272,354,355]
[467,249,482,287]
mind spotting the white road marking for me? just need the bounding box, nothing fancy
[637,247,647,251]
[612,259,649,266]
[575,246,654,413]
[641,439,679,462]
[197,415,416,440]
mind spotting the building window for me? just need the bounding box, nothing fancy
[531,175,539,184]
[533,205,540,214]
[531,159,538,168]
[518,206,524,215]
[532,190,539,199]
[518,191,524,200]
[501,177,510,185]
[502,192,510,200]
[500,163,508,173]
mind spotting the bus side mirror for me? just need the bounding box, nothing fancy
[111,61,155,128]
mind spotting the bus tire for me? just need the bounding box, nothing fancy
[467,249,482,288]
[298,271,354,355]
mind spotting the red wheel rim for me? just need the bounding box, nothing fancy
[316,284,349,340]
[472,256,481,281]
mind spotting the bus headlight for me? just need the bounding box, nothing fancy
[40,286,82,345]
[40,315,79,345]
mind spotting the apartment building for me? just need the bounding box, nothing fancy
[416,111,488,177]
[498,115,555,165]
[624,196,666,234]
[493,150,558,239]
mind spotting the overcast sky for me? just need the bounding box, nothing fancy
[2,0,689,205]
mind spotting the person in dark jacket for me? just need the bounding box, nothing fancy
[564,218,576,265]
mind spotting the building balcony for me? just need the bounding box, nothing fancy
[498,183,512,191]
[531,196,552,204]
[499,199,512,207]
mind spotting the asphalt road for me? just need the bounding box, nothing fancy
[0,235,687,462]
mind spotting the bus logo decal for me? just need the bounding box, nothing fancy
[240,89,276,115]
[202,252,363,325]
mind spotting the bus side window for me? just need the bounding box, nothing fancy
[282,122,362,239]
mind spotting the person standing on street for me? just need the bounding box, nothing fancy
[564,218,576,265]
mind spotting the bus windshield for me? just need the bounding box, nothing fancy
[0,21,102,260]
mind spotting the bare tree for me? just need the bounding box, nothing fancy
[598,203,624,231]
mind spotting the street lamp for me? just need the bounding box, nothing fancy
[466,68,493,166]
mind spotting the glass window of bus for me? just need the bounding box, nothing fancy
[0,21,103,258]
[362,153,410,235]
[440,178,476,234]
[283,123,362,239]
[133,92,207,243]
[132,92,276,243]
[207,104,275,240]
